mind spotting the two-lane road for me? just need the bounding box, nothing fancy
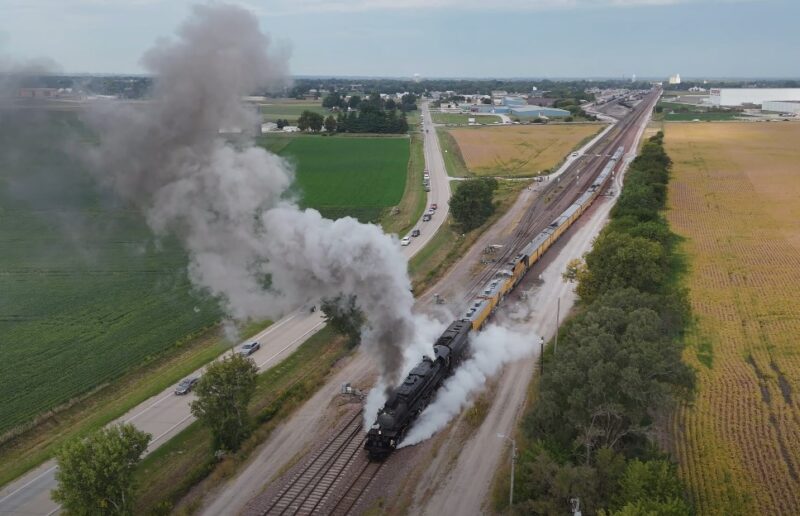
[0,106,453,516]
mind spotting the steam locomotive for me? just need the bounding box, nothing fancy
[364,146,625,460]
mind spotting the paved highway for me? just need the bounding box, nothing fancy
[0,104,453,516]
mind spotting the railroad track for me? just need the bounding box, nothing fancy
[256,410,383,515]
[457,90,658,303]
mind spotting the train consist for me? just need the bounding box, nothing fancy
[365,146,626,460]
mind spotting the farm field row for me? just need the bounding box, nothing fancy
[258,134,410,223]
[665,122,800,514]
[442,124,602,177]
[0,112,221,437]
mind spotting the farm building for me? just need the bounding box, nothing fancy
[761,100,800,115]
[709,88,800,107]
[510,106,570,118]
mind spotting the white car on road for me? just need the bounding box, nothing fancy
[400,236,411,246]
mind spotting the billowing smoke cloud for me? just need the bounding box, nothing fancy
[399,323,539,446]
[80,4,417,386]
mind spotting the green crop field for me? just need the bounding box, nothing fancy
[260,135,410,223]
[0,111,221,436]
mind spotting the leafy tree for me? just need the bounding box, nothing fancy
[384,98,397,110]
[324,115,337,133]
[577,231,667,302]
[298,110,324,132]
[190,353,258,451]
[276,118,287,129]
[322,91,344,108]
[52,423,151,516]
[401,93,418,111]
[348,95,361,109]
[450,177,498,231]
[321,294,365,347]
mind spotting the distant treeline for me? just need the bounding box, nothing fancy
[287,78,651,97]
[512,133,697,515]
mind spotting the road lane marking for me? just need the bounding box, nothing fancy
[0,465,57,506]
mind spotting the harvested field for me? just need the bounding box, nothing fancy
[446,124,601,177]
[666,122,800,515]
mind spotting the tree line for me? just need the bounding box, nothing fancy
[513,133,697,515]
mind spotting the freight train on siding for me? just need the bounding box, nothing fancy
[365,146,626,460]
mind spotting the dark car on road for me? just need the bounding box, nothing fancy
[175,377,199,395]
[238,341,261,356]
[411,229,421,237]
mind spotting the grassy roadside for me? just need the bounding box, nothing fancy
[0,321,271,490]
[132,326,350,514]
[381,132,427,236]
[436,128,469,177]
[409,179,529,294]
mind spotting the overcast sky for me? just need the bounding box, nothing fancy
[1,0,798,78]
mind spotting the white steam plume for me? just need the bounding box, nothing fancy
[80,4,417,388]
[399,323,539,447]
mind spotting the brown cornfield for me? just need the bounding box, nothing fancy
[666,122,800,515]
[448,124,600,177]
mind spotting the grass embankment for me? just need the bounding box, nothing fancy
[258,134,409,224]
[436,128,470,177]
[132,326,349,514]
[444,124,602,178]
[665,122,800,514]
[495,133,696,514]
[381,132,427,236]
[431,112,501,125]
[408,180,528,294]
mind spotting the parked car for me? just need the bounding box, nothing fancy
[424,186,431,192]
[175,377,199,395]
[238,341,261,356]
[401,236,411,246]
[411,229,421,237]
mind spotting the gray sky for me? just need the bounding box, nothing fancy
[1,0,798,78]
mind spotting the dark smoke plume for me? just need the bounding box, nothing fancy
[81,3,417,387]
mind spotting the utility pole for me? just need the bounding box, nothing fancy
[539,336,545,375]
[497,434,517,508]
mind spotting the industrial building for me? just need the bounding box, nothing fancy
[510,106,570,118]
[762,100,800,115]
[710,88,800,107]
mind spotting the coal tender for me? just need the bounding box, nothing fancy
[365,321,471,460]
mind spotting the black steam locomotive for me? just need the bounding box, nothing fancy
[365,320,471,459]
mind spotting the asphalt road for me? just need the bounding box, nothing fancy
[0,103,453,516]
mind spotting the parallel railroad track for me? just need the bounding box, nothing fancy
[254,410,383,516]
[458,91,658,303]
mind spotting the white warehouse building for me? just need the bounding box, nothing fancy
[762,100,800,115]
[709,88,800,107]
